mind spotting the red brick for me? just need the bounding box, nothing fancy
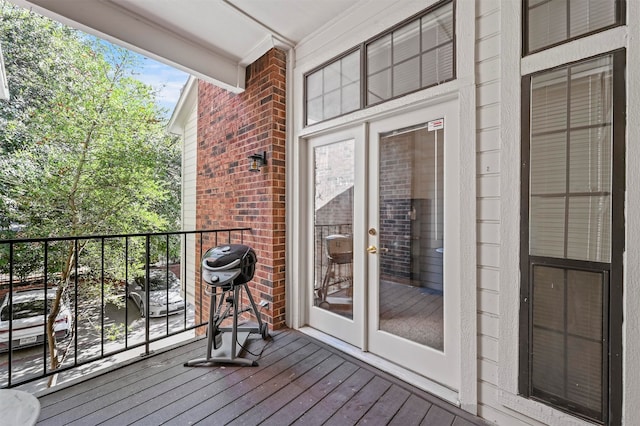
[196,49,287,330]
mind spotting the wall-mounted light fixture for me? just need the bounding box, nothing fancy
[248,151,267,172]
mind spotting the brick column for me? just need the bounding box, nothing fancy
[196,48,286,330]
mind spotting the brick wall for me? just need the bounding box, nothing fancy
[195,48,287,330]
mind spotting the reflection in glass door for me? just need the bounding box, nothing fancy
[313,139,354,319]
[378,126,444,350]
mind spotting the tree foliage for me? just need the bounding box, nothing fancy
[0,2,180,237]
[0,2,182,378]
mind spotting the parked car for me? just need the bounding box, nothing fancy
[128,270,185,317]
[0,289,73,352]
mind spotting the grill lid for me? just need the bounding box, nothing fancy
[201,244,257,286]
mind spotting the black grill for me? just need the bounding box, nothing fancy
[201,244,257,287]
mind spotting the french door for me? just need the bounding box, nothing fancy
[307,100,460,391]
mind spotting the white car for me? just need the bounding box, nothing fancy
[128,270,185,317]
[0,289,73,352]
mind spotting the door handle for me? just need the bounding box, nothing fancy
[366,245,377,254]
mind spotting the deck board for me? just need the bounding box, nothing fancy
[34,328,488,426]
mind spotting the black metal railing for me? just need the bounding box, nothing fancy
[0,228,250,389]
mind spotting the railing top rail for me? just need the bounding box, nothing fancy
[0,228,252,244]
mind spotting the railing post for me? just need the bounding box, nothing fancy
[43,241,48,375]
[144,234,150,356]
[73,239,79,367]
[165,234,170,334]
[101,238,105,358]
[125,236,129,349]
[7,242,13,387]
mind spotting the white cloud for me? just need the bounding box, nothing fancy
[134,57,190,116]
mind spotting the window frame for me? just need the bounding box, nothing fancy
[363,0,456,108]
[522,0,626,56]
[303,0,456,127]
[519,49,625,425]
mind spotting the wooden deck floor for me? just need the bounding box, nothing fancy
[35,328,487,425]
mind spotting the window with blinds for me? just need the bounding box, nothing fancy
[520,52,624,424]
[529,56,613,263]
[303,1,455,126]
[366,1,454,106]
[524,0,622,54]
[305,50,361,125]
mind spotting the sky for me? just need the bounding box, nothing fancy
[132,55,190,119]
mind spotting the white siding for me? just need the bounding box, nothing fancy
[181,99,197,304]
[474,1,517,423]
[292,0,640,423]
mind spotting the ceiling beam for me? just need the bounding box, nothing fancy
[11,0,246,93]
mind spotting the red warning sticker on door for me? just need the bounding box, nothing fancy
[428,118,444,131]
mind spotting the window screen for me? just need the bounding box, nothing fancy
[366,1,454,105]
[524,0,620,54]
[530,265,606,421]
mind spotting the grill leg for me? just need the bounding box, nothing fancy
[185,282,265,367]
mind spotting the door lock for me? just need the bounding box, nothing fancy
[366,245,378,254]
[368,228,377,236]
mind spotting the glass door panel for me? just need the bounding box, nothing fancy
[313,139,354,319]
[307,126,365,348]
[378,126,444,350]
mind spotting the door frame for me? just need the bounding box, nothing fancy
[291,88,477,411]
[366,100,461,391]
[305,125,367,349]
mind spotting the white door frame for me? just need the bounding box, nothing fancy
[290,84,477,412]
[305,125,367,349]
[366,101,460,391]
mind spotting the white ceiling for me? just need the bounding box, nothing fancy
[10,0,362,92]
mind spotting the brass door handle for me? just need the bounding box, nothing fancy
[366,245,377,254]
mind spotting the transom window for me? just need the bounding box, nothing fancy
[523,0,623,55]
[306,50,360,126]
[304,0,455,126]
[366,1,454,105]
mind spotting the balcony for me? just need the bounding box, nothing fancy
[33,327,486,425]
[1,229,487,425]
[0,228,250,390]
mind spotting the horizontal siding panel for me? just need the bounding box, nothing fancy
[478,358,498,385]
[477,9,500,39]
[476,35,500,62]
[476,81,500,107]
[477,128,500,152]
[478,243,500,268]
[477,0,500,17]
[478,222,500,244]
[478,175,500,197]
[477,198,500,221]
[478,312,499,339]
[479,334,499,362]
[477,103,500,129]
[478,151,500,175]
[478,288,499,314]
[476,56,500,84]
[478,266,500,291]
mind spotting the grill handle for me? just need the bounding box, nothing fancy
[203,258,241,271]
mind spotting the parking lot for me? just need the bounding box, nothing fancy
[1,297,196,390]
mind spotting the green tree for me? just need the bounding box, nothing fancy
[0,2,181,380]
